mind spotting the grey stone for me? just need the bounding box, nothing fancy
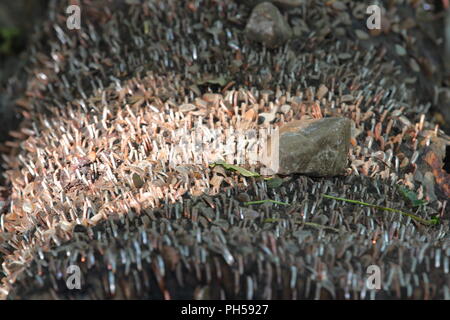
[245,2,292,48]
[262,117,351,176]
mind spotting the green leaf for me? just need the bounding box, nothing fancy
[209,160,260,177]
[397,186,427,207]
[429,215,440,225]
[265,176,284,188]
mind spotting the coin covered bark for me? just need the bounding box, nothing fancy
[1,0,450,299]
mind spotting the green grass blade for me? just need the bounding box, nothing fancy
[244,199,289,206]
[323,194,438,226]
